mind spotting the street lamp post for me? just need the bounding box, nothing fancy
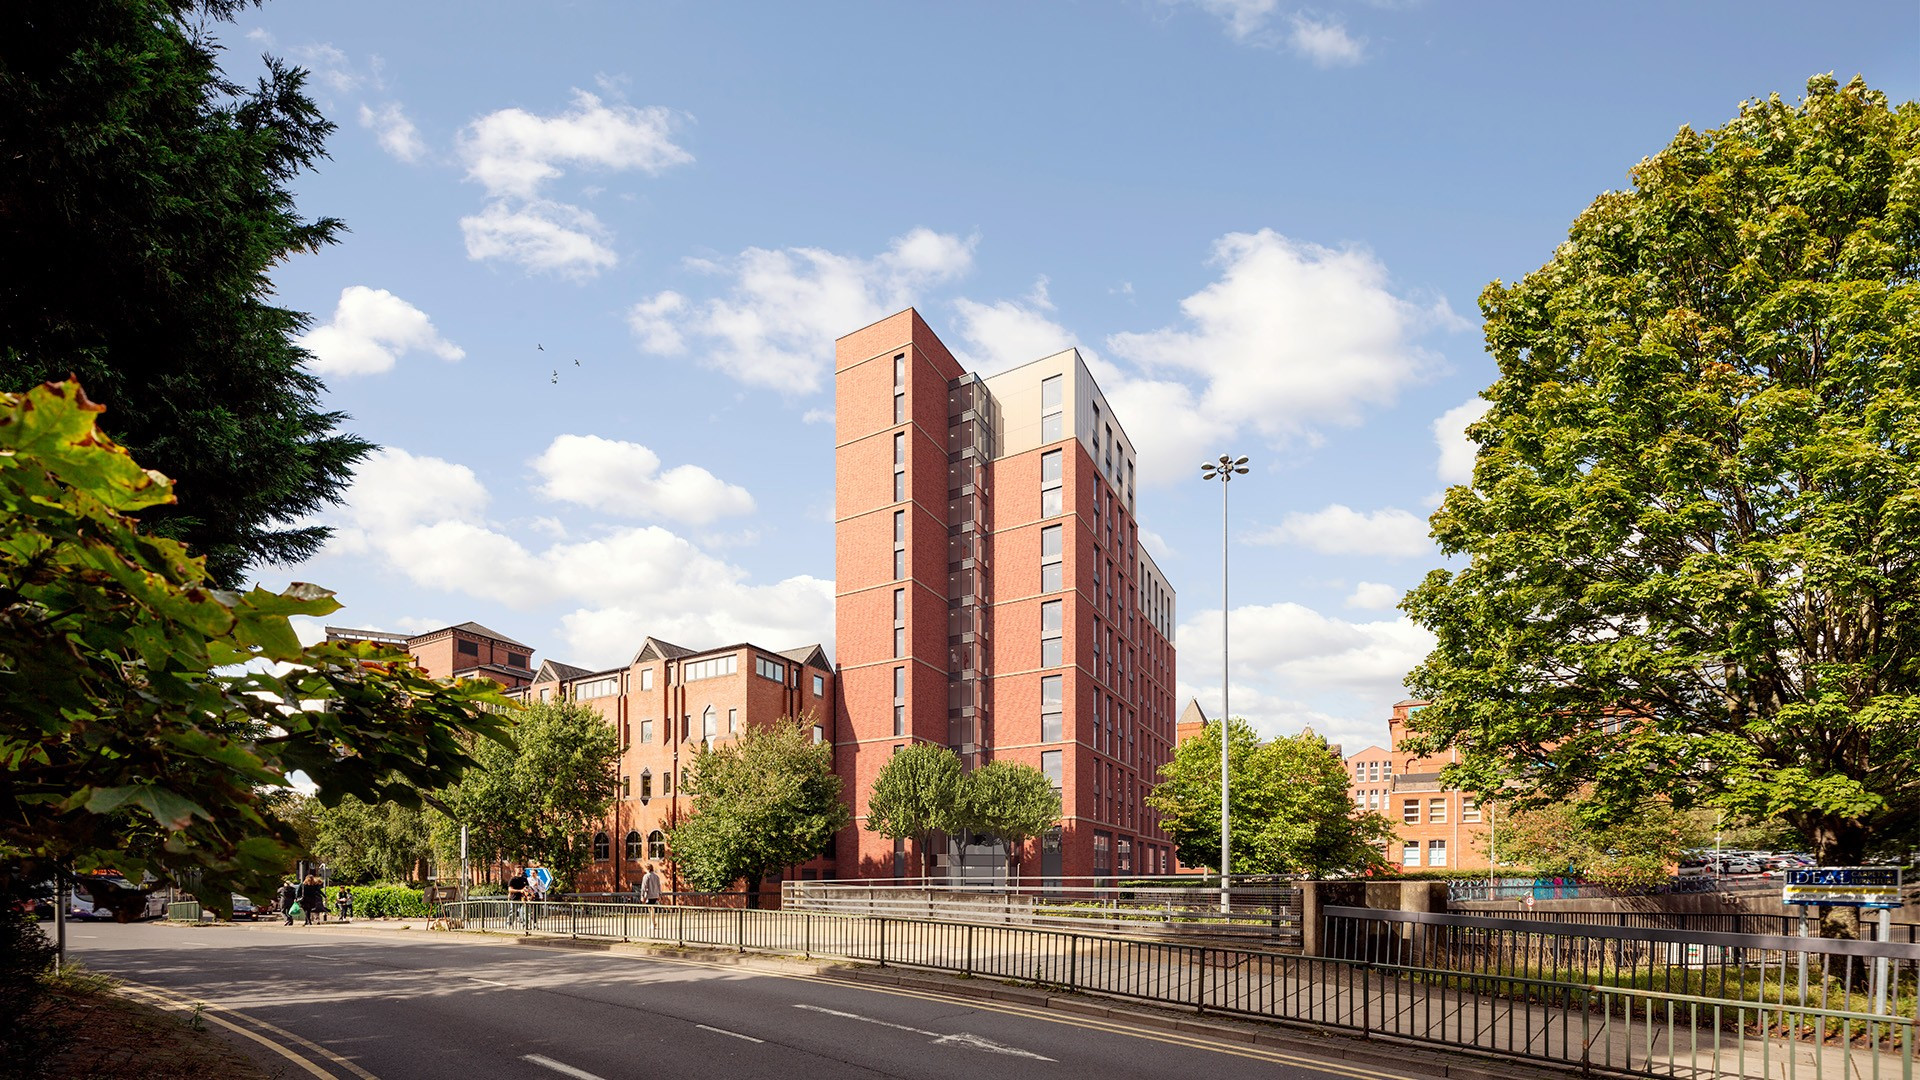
[1201,454,1249,914]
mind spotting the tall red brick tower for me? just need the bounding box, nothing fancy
[834,310,1178,882]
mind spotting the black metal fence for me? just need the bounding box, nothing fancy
[441,899,1914,1078]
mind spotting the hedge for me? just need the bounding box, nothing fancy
[332,885,428,919]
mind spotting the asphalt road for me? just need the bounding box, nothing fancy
[70,921,1430,1080]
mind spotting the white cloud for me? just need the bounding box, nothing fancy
[1434,396,1490,486]
[297,287,464,377]
[1288,15,1366,66]
[1178,0,1284,41]
[801,408,835,425]
[1249,504,1432,558]
[1106,230,1461,484]
[1345,581,1402,610]
[532,434,754,525]
[630,228,976,393]
[325,448,489,553]
[951,293,1077,376]
[319,447,831,669]
[461,200,617,277]
[1177,601,1433,747]
[458,90,691,200]
[289,43,379,95]
[359,102,426,162]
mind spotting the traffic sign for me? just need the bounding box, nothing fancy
[1782,867,1903,909]
[524,867,553,894]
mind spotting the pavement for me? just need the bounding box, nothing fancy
[68,918,1518,1080]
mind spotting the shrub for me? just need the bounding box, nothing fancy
[333,885,428,919]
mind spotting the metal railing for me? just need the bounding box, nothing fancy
[783,875,1301,945]
[1449,875,1719,903]
[1449,908,1801,936]
[164,900,201,922]
[439,898,1913,1078]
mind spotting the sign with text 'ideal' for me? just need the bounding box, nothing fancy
[1781,867,1903,909]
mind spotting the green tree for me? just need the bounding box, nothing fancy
[954,761,1060,882]
[436,700,620,893]
[864,742,963,879]
[0,0,370,586]
[312,794,434,884]
[1491,798,1708,889]
[1403,76,1920,865]
[1147,720,1393,876]
[669,718,849,907]
[0,381,510,913]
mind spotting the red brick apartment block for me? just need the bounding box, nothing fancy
[517,639,838,895]
[325,621,536,689]
[1346,700,1490,873]
[834,309,1179,883]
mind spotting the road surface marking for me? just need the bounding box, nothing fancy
[119,981,378,1079]
[793,1003,1055,1060]
[696,1023,765,1043]
[596,948,1416,1079]
[470,977,515,989]
[523,1053,610,1080]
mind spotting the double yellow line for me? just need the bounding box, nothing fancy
[117,980,380,1080]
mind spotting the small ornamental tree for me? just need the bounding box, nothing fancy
[436,700,621,893]
[1491,798,1707,890]
[955,761,1060,882]
[1147,721,1393,876]
[669,718,848,907]
[1404,76,1920,864]
[865,742,963,879]
[0,380,511,913]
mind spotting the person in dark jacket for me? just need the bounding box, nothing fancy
[300,875,325,926]
[278,880,299,925]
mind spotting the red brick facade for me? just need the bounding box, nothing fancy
[1347,700,1490,872]
[833,310,1178,882]
[525,640,839,895]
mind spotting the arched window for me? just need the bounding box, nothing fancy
[592,831,610,862]
[647,830,667,861]
[624,831,642,860]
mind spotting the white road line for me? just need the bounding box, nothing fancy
[469,978,514,989]
[792,1003,1055,1061]
[696,1023,765,1043]
[522,1054,609,1080]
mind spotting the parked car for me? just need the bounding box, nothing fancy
[1716,856,1763,874]
[230,894,257,920]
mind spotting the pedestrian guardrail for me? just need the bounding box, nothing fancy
[165,900,201,922]
[439,898,1913,1078]
[783,875,1301,946]
[1448,875,1719,903]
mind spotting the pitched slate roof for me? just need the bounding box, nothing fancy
[535,659,591,684]
[451,621,532,649]
[632,637,695,664]
[777,644,830,669]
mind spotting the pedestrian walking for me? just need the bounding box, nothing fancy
[300,874,325,926]
[278,880,298,926]
[507,870,530,929]
[639,864,662,905]
[338,885,354,922]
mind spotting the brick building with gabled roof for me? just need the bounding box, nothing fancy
[325,621,536,689]
[512,635,840,895]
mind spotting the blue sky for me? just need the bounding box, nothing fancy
[236,1,1916,754]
